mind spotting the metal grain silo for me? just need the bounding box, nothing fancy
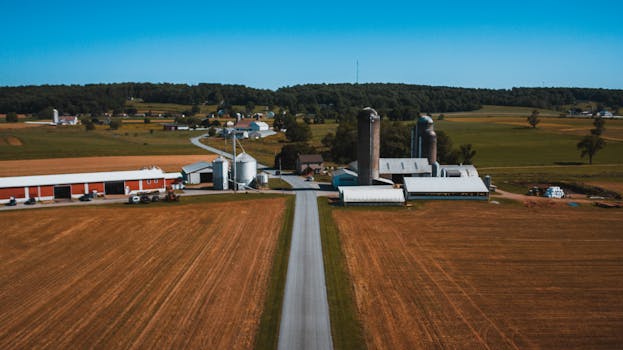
[212,156,229,190]
[357,107,381,185]
[235,152,257,186]
[411,115,437,165]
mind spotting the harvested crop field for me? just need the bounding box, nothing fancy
[334,202,623,349]
[0,154,216,176]
[0,197,286,349]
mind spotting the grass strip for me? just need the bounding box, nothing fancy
[317,197,366,350]
[254,195,295,350]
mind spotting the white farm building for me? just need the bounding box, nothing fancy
[181,161,213,184]
[339,185,405,206]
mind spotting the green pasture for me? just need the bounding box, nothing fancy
[436,117,623,167]
[0,124,206,160]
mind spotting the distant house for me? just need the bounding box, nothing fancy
[250,121,269,131]
[58,116,79,125]
[296,154,324,174]
[225,120,234,127]
[599,110,614,118]
[162,123,189,131]
[235,119,253,131]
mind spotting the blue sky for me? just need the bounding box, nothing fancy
[1,0,622,90]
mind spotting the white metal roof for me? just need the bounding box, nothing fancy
[339,186,405,203]
[379,158,431,174]
[403,177,489,193]
[0,169,181,188]
[332,168,358,177]
[349,158,431,174]
[251,121,269,128]
[182,161,213,173]
[235,152,256,162]
[439,165,479,177]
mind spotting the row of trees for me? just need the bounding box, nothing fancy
[1,83,621,118]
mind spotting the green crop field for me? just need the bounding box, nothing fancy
[0,124,207,160]
[443,105,562,117]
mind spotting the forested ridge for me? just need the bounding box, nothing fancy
[1,82,621,117]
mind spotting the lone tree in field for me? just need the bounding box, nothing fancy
[577,135,605,165]
[527,109,540,128]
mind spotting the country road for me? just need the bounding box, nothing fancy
[278,175,333,350]
[190,135,334,349]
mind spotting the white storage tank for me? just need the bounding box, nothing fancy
[213,156,229,190]
[235,152,257,186]
[256,172,269,187]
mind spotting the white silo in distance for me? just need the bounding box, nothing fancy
[235,153,257,187]
[53,109,59,124]
[212,156,229,190]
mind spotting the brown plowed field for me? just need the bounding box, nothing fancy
[0,197,285,349]
[334,202,623,349]
[0,154,216,176]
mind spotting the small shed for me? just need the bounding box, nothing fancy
[332,168,358,188]
[338,185,405,206]
[296,154,324,174]
[182,161,213,184]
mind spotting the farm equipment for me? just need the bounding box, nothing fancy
[128,195,141,204]
[164,186,180,202]
[6,197,17,206]
[24,198,36,205]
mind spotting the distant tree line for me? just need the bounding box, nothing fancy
[1,83,622,119]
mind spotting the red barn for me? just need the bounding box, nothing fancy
[0,167,181,203]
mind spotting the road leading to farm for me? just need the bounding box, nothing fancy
[190,135,333,348]
[278,175,333,350]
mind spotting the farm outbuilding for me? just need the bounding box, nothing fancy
[332,168,358,188]
[339,185,405,206]
[403,177,489,200]
[296,154,324,174]
[182,161,213,184]
[0,167,181,203]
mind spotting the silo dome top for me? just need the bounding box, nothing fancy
[418,115,434,124]
[235,152,256,162]
[213,156,227,163]
[357,107,380,121]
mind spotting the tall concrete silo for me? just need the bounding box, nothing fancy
[411,115,437,165]
[212,156,229,190]
[357,107,381,185]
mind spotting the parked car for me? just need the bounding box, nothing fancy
[79,194,92,202]
[24,198,36,205]
[6,197,17,206]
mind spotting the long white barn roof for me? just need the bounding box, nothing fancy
[349,158,431,174]
[0,169,182,188]
[404,177,489,193]
[339,186,405,203]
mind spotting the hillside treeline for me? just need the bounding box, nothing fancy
[1,83,621,118]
